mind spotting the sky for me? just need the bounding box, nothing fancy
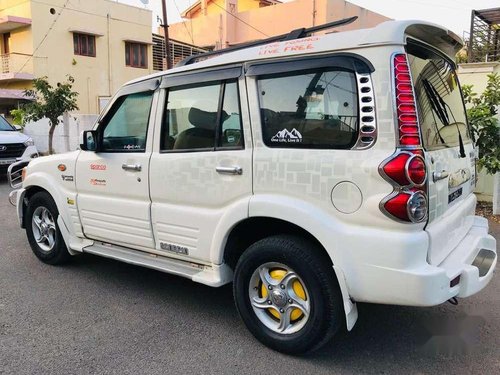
[118,0,500,38]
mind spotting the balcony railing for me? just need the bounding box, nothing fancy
[0,52,35,74]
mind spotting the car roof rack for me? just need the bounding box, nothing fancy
[176,16,358,67]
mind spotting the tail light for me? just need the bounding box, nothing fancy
[379,53,428,224]
[394,54,421,147]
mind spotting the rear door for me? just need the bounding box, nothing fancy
[149,70,252,264]
[406,40,476,264]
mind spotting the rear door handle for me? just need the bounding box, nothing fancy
[122,163,142,172]
[216,166,243,175]
[433,170,449,182]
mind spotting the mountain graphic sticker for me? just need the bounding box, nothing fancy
[271,128,303,143]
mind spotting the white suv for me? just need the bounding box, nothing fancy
[11,19,497,354]
[0,115,38,171]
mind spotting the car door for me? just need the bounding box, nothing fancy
[76,79,159,251]
[149,69,252,264]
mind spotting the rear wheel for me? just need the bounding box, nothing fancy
[233,235,344,354]
[25,191,71,265]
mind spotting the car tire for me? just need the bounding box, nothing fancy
[233,235,344,354]
[25,191,71,265]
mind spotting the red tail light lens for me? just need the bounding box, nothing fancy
[407,156,426,185]
[382,153,410,186]
[384,192,411,221]
[393,53,421,147]
[381,152,427,187]
[383,191,428,223]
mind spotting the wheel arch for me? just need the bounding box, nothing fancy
[223,217,330,270]
[22,173,74,234]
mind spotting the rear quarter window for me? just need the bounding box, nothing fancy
[257,69,358,149]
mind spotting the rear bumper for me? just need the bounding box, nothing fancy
[439,216,496,299]
[345,216,496,306]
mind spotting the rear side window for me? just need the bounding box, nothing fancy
[406,42,470,150]
[161,80,243,151]
[257,69,358,148]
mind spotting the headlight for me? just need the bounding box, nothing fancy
[24,138,34,147]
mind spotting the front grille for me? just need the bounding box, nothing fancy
[0,143,26,158]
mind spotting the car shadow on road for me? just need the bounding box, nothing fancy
[64,252,489,366]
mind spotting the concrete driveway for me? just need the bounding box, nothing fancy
[0,175,498,374]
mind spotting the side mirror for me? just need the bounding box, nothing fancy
[80,130,98,151]
[13,124,22,131]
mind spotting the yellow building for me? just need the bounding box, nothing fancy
[0,0,154,116]
[168,0,391,49]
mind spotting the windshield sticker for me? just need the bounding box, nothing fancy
[61,175,74,182]
[90,178,106,186]
[271,128,303,143]
[90,164,107,171]
[448,168,471,189]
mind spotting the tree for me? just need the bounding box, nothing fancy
[17,76,79,154]
[462,73,500,175]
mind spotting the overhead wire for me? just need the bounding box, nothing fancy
[211,1,270,38]
[172,0,195,44]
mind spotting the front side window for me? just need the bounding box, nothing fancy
[407,42,470,150]
[161,80,243,151]
[73,33,96,57]
[258,69,358,149]
[125,42,148,69]
[101,91,154,152]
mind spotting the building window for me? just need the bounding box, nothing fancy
[73,33,96,57]
[125,42,148,69]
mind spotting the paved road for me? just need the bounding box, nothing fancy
[0,176,498,375]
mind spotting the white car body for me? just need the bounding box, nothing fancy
[13,20,497,333]
[0,117,38,168]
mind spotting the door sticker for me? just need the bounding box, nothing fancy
[90,178,106,186]
[90,164,107,171]
[271,128,303,143]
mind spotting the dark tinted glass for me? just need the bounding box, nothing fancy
[406,43,470,150]
[162,83,221,151]
[220,81,243,148]
[101,92,154,152]
[258,69,358,148]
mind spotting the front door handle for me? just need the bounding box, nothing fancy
[122,163,142,172]
[433,170,449,182]
[216,166,243,175]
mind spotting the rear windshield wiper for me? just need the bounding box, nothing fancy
[422,80,447,145]
[423,79,466,157]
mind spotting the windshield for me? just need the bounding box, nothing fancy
[406,41,470,151]
[0,116,15,131]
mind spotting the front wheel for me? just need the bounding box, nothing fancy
[25,191,71,265]
[233,235,344,354]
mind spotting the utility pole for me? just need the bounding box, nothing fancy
[161,0,172,69]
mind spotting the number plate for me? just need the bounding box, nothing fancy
[0,159,16,165]
[448,187,463,204]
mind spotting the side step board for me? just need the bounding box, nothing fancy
[82,243,233,287]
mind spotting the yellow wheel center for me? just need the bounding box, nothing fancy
[260,268,307,322]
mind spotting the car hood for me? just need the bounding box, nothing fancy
[0,131,29,144]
